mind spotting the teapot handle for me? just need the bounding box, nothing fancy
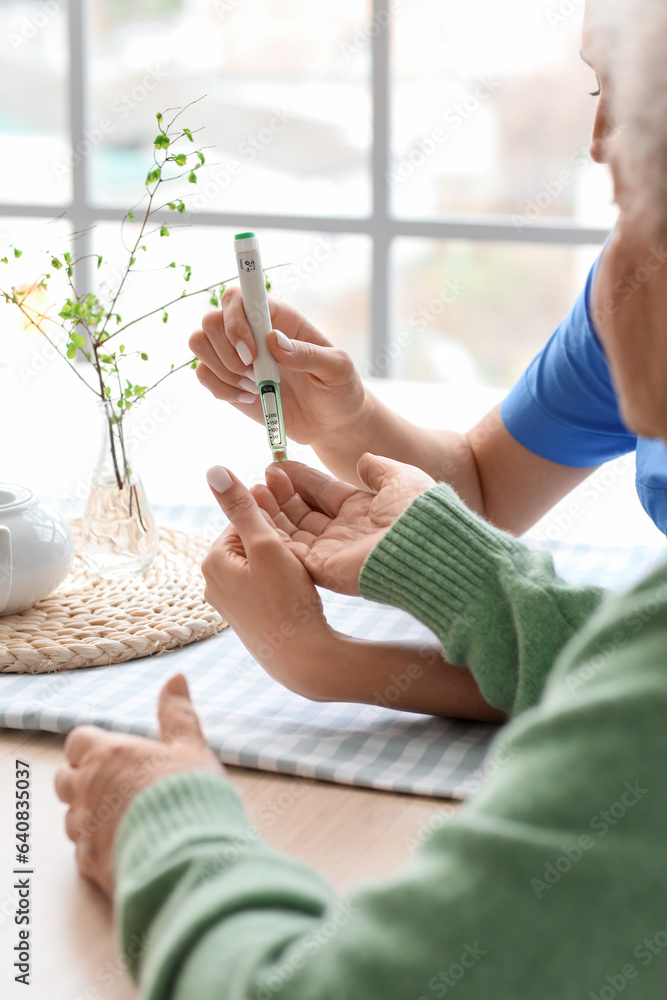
[0,525,11,616]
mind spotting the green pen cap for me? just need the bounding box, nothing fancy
[235,231,256,240]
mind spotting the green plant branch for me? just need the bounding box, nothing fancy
[143,357,197,396]
[104,275,238,340]
[0,291,98,397]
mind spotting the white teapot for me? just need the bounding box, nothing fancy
[0,484,75,617]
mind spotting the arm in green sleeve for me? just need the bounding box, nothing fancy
[114,562,667,1000]
[359,483,610,715]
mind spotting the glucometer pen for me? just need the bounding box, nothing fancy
[234,232,288,462]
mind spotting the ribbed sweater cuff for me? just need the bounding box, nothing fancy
[359,483,520,653]
[114,772,252,884]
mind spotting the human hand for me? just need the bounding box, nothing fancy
[189,288,367,447]
[203,465,342,700]
[254,454,437,596]
[54,674,225,896]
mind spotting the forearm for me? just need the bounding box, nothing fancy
[320,635,506,723]
[313,390,484,511]
[360,483,610,716]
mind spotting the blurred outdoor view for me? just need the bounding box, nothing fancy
[0,0,615,389]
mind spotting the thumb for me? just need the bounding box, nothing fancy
[206,465,277,550]
[268,329,350,384]
[356,452,405,495]
[158,673,206,744]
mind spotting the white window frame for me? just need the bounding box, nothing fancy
[0,0,611,375]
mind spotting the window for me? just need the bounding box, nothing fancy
[0,0,613,388]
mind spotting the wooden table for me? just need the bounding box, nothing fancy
[0,728,450,1000]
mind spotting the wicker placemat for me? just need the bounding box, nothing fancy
[0,521,227,673]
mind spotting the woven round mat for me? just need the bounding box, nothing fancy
[0,521,227,673]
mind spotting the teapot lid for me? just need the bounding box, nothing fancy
[0,484,33,511]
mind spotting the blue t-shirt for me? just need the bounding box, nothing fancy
[501,258,667,535]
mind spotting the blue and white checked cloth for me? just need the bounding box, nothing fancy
[0,502,663,800]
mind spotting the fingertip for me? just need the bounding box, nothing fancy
[274,329,294,352]
[235,340,254,367]
[206,466,233,494]
[163,673,190,699]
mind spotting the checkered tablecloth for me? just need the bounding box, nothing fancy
[0,502,663,799]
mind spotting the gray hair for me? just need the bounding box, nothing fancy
[588,0,667,229]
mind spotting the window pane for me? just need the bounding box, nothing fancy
[391,238,600,388]
[392,0,617,230]
[90,0,370,216]
[0,1,70,204]
[88,222,370,372]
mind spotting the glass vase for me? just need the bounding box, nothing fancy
[81,403,159,579]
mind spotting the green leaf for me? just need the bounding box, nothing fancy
[174,153,187,167]
[66,344,76,359]
[154,134,170,149]
[168,202,176,211]
[127,210,135,223]
[1,257,7,264]
[97,255,103,269]
[156,112,163,123]
[177,200,186,214]
[162,311,169,324]
[140,352,149,360]
[184,264,192,282]
[71,332,86,349]
[183,127,193,142]
[129,256,136,267]
[13,248,22,258]
[168,261,176,268]
[105,385,111,397]
[265,277,271,292]
[197,151,205,165]
[51,257,62,269]
[191,358,199,369]
[125,400,133,410]
[146,167,161,184]
[159,225,170,237]
[209,292,219,307]
[99,354,113,364]
[64,252,72,264]
[119,344,125,353]
[188,170,197,184]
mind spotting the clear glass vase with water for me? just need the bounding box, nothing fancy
[82,404,159,579]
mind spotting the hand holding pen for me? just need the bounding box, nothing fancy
[188,276,368,454]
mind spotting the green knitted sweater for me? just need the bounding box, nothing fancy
[114,484,667,999]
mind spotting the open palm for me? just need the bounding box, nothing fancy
[252,455,437,595]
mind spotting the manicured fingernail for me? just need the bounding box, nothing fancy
[235,341,253,366]
[206,466,233,493]
[275,329,294,352]
[236,391,256,404]
[238,377,259,394]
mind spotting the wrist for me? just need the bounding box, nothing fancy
[312,389,382,479]
[257,621,348,703]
